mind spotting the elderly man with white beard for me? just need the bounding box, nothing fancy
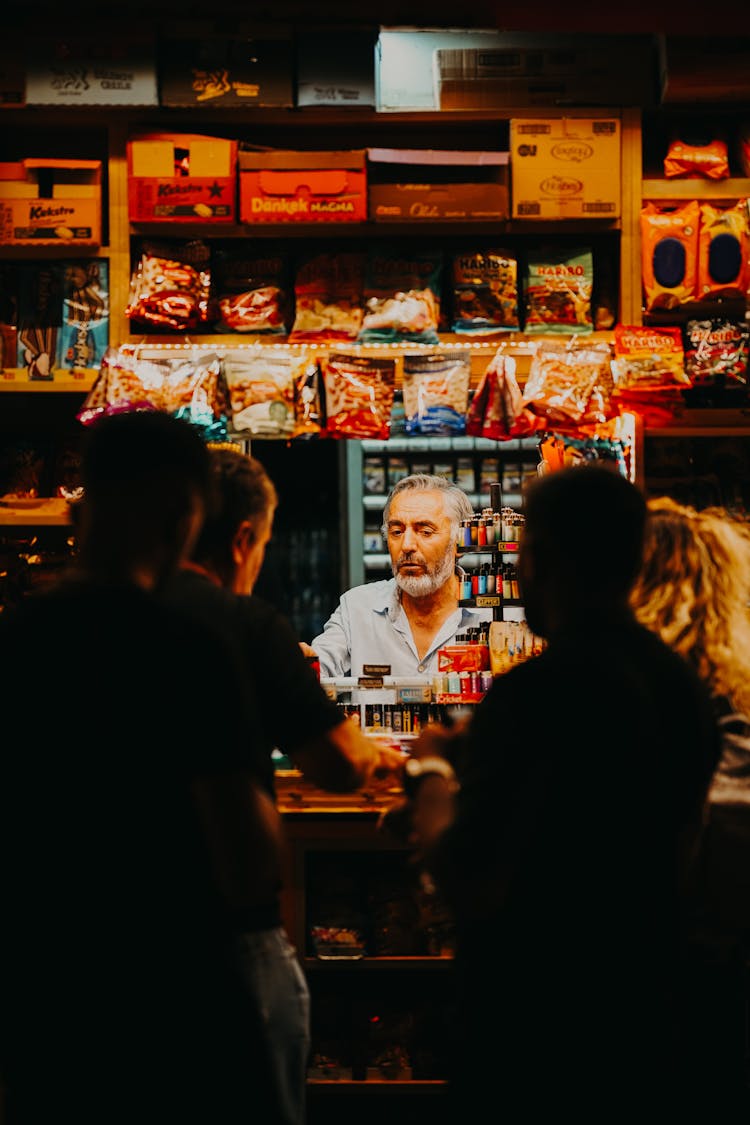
[304,474,494,679]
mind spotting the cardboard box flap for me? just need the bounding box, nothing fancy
[257,168,353,197]
[128,135,236,178]
[23,159,102,173]
[367,148,508,167]
[239,150,366,172]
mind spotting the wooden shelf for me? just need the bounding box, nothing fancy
[642,177,750,202]
[308,1078,446,1090]
[131,218,621,239]
[303,956,453,971]
[0,372,96,392]
[0,498,72,526]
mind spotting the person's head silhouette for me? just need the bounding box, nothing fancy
[519,465,646,638]
[76,409,212,590]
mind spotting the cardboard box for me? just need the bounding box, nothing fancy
[25,33,157,106]
[160,31,293,108]
[239,150,367,223]
[127,135,237,223]
[437,644,490,674]
[296,29,376,107]
[510,118,621,220]
[367,148,509,222]
[0,160,102,246]
[435,34,661,110]
[376,27,505,111]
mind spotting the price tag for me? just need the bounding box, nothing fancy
[475,595,501,608]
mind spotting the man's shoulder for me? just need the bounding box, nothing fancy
[340,579,395,610]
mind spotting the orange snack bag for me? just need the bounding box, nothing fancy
[640,200,700,311]
[664,137,729,180]
[697,201,750,300]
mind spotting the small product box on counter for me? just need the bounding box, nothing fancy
[127,134,237,223]
[25,33,158,106]
[510,117,621,220]
[367,148,509,222]
[437,644,491,675]
[160,29,293,108]
[239,150,367,223]
[0,160,102,246]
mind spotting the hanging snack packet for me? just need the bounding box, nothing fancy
[684,319,750,387]
[523,247,593,335]
[640,201,699,311]
[466,348,530,440]
[402,350,470,435]
[165,351,226,438]
[214,249,289,334]
[78,344,173,421]
[358,248,442,344]
[697,201,750,300]
[223,345,307,438]
[292,356,325,438]
[77,344,227,440]
[126,240,213,332]
[322,352,396,440]
[452,249,519,334]
[288,252,365,343]
[522,340,611,427]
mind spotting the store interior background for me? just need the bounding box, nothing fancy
[3,0,750,640]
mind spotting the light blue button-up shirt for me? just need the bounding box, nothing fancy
[310,578,494,679]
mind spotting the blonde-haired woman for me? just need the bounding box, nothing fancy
[630,496,750,1116]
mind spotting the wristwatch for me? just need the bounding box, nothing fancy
[403,755,457,797]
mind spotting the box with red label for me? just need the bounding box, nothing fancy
[239,150,367,223]
[127,134,237,223]
[0,160,102,246]
[437,644,490,674]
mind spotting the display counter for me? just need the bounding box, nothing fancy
[275,770,454,1114]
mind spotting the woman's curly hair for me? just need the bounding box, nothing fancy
[630,496,750,715]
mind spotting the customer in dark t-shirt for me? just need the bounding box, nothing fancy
[0,412,284,1124]
[162,445,403,1125]
[402,466,721,1123]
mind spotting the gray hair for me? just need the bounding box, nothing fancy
[381,473,474,539]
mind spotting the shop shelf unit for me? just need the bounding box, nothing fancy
[275,778,455,1116]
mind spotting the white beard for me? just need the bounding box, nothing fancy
[394,547,456,598]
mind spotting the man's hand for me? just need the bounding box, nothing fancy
[299,641,317,659]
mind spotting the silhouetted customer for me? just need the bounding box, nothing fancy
[162,445,403,1125]
[0,411,285,1125]
[405,466,721,1122]
[631,497,750,1116]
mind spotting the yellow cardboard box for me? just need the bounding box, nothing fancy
[0,160,102,245]
[510,118,620,220]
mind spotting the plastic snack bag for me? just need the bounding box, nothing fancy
[322,352,396,440]
[288,253,365,343]
[452,249,519,334]
[126,240,213,332]
[523,247,593,336]
[640,201,699,311]
[402,350,470,435]
[223,345,307,438]
[358,248,442,344]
